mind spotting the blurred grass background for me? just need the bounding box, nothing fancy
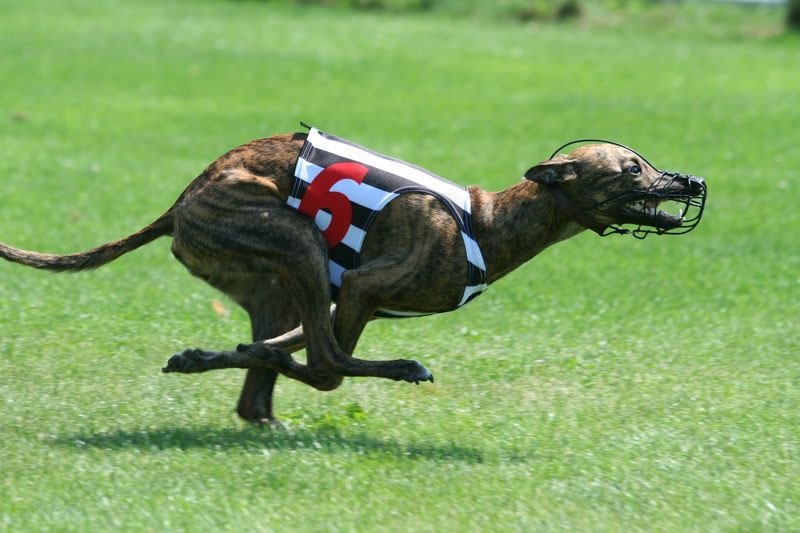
[1,0,798,530]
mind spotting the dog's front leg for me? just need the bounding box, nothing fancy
[236,293,303,424]
[311,265,434,384]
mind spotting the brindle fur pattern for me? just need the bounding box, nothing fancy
[0,132,694,424]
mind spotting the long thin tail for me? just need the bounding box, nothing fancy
[0,211,174,273]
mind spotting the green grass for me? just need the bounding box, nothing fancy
[1,0,798,530]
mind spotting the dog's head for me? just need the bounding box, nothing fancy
[524,141,707,238]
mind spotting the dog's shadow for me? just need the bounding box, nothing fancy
[55,425,486,463]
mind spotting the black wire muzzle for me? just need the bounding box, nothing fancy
[544,139,707,239]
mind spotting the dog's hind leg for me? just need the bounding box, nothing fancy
[163,301,344,391]
[163,300,343,392]
[164,204,348,392]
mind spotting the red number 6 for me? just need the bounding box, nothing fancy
[298,162,369,248]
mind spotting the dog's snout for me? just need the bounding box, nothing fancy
[668,173,705,196]
[687,177,705,196]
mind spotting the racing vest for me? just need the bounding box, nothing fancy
[288,127,488,317]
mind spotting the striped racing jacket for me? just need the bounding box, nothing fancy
[287,128,487,317]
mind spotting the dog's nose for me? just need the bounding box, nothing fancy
[671,174,705,196]
[686,176,705,196]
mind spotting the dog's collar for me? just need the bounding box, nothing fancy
[546,184,611,236]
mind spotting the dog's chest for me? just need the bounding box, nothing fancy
[287,128,487,316]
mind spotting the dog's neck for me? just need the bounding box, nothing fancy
[470,180,585,284]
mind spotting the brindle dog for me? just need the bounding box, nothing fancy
[0,132,706,424]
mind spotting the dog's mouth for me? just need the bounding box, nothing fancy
[622,197,686,229]
[600,172,707,238]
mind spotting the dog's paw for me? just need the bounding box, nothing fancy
[162,348,214,374]
[402,361,434,385]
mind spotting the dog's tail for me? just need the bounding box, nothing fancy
[0,211,174,273]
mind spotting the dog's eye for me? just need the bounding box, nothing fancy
[628,164,642,175]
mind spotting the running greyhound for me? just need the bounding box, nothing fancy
[0,128,706,424]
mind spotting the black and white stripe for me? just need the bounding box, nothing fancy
[288,128,487,316]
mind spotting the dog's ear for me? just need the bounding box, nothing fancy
[524,156,577,185]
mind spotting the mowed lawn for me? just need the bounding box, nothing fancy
[1,0,798,530]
